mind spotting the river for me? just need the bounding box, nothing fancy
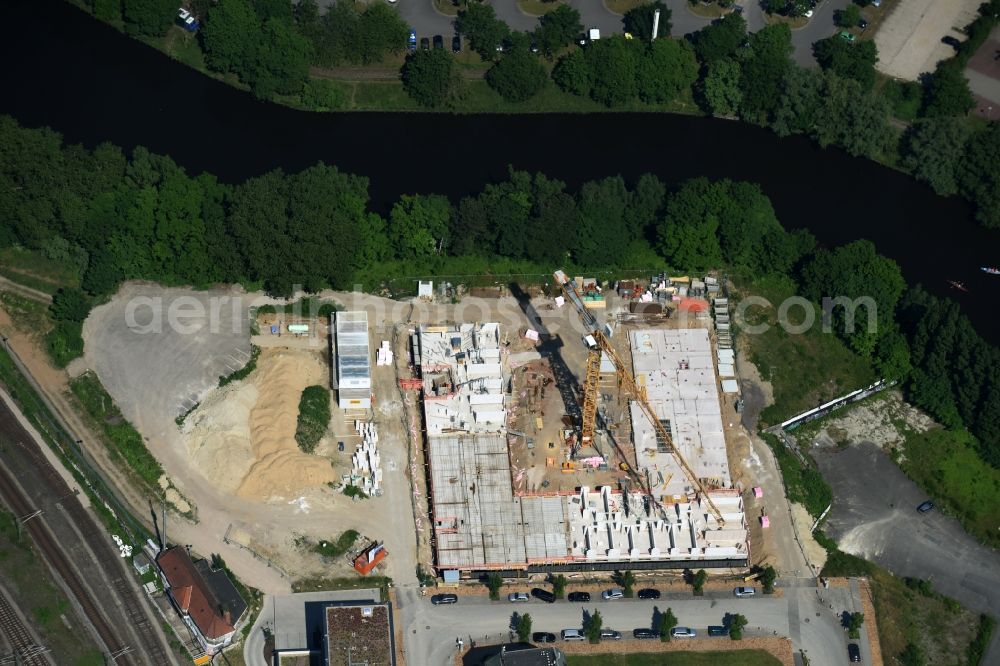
[3,0,1000,343]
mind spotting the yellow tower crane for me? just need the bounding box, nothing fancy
[554,269,726,527]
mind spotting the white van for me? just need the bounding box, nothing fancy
[561,629,585,641]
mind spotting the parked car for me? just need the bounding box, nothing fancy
[530,41,539,54]
[917,500,935,513]
[567,591,591,602]
[839,31,856,43]
[532,631,556,643]
[176,7,200,32]
[637,588,660,600]
[561,629,585,641]
[708,625,728,637]
[848,642,862,662]
[941,36,962,49]
[408,30,417,52]
[433,35,444,50]
[531,588,556,603]
[804,9,814,18]
[452,34,461,53]
[508,592,529,603]
[420,37,430,50]
[633,628,658,639]
[601,588,624,600]
[670,627,697,638]
[431,593,457,605]
[600,629,623,640]
[858,18,869,29]
[734,586,756,598]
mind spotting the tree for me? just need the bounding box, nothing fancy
[457,4,510,60]
[486,572,503,600]
[535,5,582,57]
[901,117,972,196]
[50,288,92,323]
[585,37,638,107]
[692,569,707,595]
[613,570,636,598]
[835,4,862,28]
[693,12,747,64]
[657,607,677,641]
[636,38,698,105]
[122,0,175,36]
[759,565,777,593]
[739,23,793,124]
[574,177,631,266]
[583,610,603,643]
[957,121,1000,229]
[701,57,743,117]
[93,0,122,22]
[552,49,592,97]
[809,70,893,158]
[254,0,293,22]
[201,0,261,75]
[801,239,905,356]
[551,574,567,599]
[813,37,878,91]
[657,178,724,270]
[402,49,463,108]
[248,18,313,99]
[623,1,671,39]
[388,194,451,258]
[356,2,409,64]
[923,62,975,117]
[515,613,532,642]
[726,612,748,640]
[847,611,865,638]
[486,50,548,102]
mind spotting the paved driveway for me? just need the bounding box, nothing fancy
[815,442,1000,665]
[397,579,870,665]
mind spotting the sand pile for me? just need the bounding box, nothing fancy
[184,349,337,499]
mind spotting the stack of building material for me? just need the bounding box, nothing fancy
[714,297,732,350]
[351,420,383,496]
[375,340,393,366]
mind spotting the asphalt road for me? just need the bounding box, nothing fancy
[396,579,870,665]
[816,442,1000,665]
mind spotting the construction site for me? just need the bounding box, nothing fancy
[415,272,749,578]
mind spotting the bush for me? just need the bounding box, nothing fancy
[45,320,84,368]
[295,385,331,453]
[313,529,359,558]
[301,78,347,111]
[219,345,260,387]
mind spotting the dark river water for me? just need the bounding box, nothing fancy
[4,0,1000,343]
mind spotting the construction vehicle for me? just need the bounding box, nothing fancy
[553,269,726,526]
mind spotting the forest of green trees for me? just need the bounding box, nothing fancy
[1,114,998,470]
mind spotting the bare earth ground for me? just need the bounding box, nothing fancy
[874,0,982,80]
[966,26,1000,118]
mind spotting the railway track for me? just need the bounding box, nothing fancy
[0,586,52,666]
[0,400,173,665]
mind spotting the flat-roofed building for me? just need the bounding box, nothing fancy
[332,311,371,409]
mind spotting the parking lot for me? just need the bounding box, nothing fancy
[874,0,982,79]
[816,442,1000,665]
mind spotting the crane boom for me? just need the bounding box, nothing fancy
[554,270,726,526]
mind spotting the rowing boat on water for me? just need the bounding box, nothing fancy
[982,267,1000,275]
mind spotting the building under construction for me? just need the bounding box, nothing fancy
[419,322,748,577]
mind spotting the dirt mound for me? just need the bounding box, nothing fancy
[184,349,336,499]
